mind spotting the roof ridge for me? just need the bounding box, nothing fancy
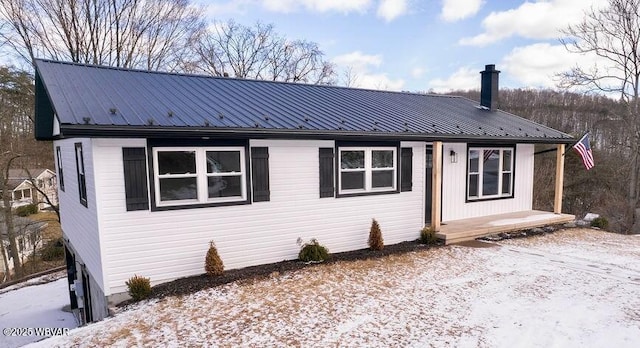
[34,58,464,99]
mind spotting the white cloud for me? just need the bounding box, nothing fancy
[459,0,609,46]
[333,51,404,90]
[441,0,484,22]
[202,0,252,16]
[501,43,600,88]
[411,67,426,78]
[333,51,383,70]
[428,66,479,93]
[377,0,408,22]
[261,0,372,14]
[200,0,408,20]
[356,73,405,90]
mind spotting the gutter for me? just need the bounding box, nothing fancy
[57,125,576,145]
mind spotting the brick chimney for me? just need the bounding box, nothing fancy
[480,64,500,111]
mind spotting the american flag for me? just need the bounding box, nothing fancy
[572,133,594,170]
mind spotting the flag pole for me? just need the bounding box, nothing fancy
[562,131,589,156]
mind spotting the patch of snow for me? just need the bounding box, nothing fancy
[0,277,77,348]
[24,229,640,347]
[583,213,600,222]
[0,271,67,295]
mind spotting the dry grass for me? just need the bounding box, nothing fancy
[34,228,640,347]
[1,212,63,283]
[30,211,62,241]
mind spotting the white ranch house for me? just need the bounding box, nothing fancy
[34,60,574,324]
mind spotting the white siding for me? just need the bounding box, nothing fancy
[94,139,425,295]
[54,138,105,292]
[441,143,534,221]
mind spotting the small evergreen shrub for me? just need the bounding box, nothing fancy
[41,238,64,261]
[125,275,152,301]
[205,241,224,276]
[420,226,437,245]
[298,238,330,262]
[591,217,609,229]
[368,219,384,251]
[16,204,38,217]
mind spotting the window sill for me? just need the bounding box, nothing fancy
[466,195,514,203]
[151,198,250,211]
[336,189,399,198]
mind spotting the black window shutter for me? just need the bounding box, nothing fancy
[319,148,335,198]
[251,147,270,202]
[401,147,413,192]
[122,148,149,211]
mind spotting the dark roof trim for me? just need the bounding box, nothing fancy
[34,70,57,140]
[58,124,576,145]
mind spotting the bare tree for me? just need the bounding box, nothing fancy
[1,154,24,278]
[559,0,640,232]
[190,20,335,84]
[341,66,360,87]
[0,0,205,70]
[0,65,38,279]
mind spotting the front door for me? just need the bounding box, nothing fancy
[425,145,433,223]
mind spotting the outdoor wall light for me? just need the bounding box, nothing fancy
[450,150,458,163]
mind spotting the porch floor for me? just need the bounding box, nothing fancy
[436,210,575,245]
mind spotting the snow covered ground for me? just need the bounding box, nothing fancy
[22,229,640,347]
[0,273,77,348]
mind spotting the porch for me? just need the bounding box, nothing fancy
[435,210,575,245]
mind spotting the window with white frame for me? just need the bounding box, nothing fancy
[338,147,397,194]
[153,147,246,206]
[467,147,513,200]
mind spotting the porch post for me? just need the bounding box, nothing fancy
[554,144,565,214]
[431,141,442,231]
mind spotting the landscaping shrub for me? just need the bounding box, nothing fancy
[591,217,609,229]
[205,241,224,276]
[298,238,330,262]
[420,226,437,245]
[16,204,38,217]
[41,238,64,261]
[368,219,384,251]
[126,275,152,301]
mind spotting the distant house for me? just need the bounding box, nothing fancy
[1,168,58,210]
[34,60,575,324]
[0,216,48,277]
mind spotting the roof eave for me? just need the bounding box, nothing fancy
[58,125,575,145]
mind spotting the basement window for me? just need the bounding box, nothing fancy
[467,147,514,201]
[338,147,397,195]
[152,147,247,207]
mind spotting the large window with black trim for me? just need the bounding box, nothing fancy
[467,146,514,200]
[338,147,397,194]
[152,147,247,207]
[56,146,65,192]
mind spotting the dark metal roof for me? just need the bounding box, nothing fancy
[34,59,573,143]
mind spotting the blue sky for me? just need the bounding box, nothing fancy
[198,0,608,92]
